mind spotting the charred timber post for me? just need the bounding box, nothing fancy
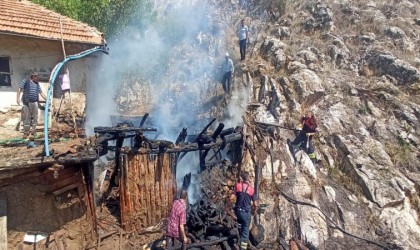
[200,122,226,169]
[108,133,125,188]
[177,118,216,163]
[139,113,149,127]
[175,128,188,146]
[253,164,260,224]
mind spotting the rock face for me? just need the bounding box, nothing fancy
[289,69,325,106]
[115,0,420,249]
[334,135,415,208]
[380,198,420,250]
[228,0,420,249]
[260,36,286,69]
[364,50,420,85]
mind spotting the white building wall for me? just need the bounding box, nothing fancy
[0,34,96,110]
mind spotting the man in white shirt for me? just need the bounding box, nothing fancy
[221,53,234,94]
[238,19,250,61]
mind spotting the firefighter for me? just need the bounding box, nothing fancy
[228,171,258,250]
[290,111,318,164]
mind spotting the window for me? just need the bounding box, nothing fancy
[0,57,11,86]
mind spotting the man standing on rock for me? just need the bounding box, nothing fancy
[238,19,250,61]
[166,189,188,250]
[289,111,318,164]
[228,171,258,250]
[16,72,46,137]
[221,53,234,94]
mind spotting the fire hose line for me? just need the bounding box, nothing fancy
[280,191,391,250]
[43,46,109,156]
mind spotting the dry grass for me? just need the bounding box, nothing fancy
[328,165,364,197]
[409,192,420,218]
[385,140,418,172]
[367,213,381,228]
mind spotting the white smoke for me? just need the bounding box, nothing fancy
[86,0,244,203]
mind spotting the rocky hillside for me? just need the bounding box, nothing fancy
[227,0,420,249]
[109,0,420,249]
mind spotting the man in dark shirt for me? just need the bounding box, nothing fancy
[228,171,258,250]
[16,72,46,136]
[291,111,318,163]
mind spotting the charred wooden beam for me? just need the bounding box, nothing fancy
[207,127,241,162]
[167,133,242,154]
[139,113,149,127]
[220,127,235,137]
[182,173,191,191]
[94,126,157,134]
[254,121,300,131]
[56,154,97,164]
[176,128,188,146]
[199,150,207,171]
[211,123,225,140]
[120,132,242,155]
[177,118,216,162]
[97,134,116,144]
[109,133,125,187]
[184,236,234,249]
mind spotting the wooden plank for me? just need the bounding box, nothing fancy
[164,154,171,213]
[120,155,126,230]
[38,174,80,193]
[35,165,80,185]
[52,182,79,196]
[155,180,161,225]
[145,155,152,226]
[134,154,140,215]
[160,154,167,217]
[150,156,156,225]
[125,154,131,229]
[0,196,7,250]
[139,155,146,228]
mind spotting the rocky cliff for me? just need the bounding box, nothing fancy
[109,0,420,249]
[228,0,420,249]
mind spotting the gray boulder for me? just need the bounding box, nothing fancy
[364,51,420,85]
[260,36,286,70]
[384,26,406,39]
[379,198,420,250]
[333,135,415,208]
[302,1,334,31]
[290,69,325,106]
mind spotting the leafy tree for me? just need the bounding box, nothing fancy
[30,0,155,39]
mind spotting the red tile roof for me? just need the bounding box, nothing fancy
[0,0,104,45]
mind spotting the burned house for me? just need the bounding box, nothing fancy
[0,111,245,249]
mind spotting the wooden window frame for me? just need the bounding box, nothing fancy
[0,56,12,87]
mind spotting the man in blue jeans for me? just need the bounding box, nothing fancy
[221,53,234,94]
[228,171,258,250]
[238,19,250,61]
[16,72,46,137]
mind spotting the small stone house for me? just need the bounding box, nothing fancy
[0,0,105,115]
